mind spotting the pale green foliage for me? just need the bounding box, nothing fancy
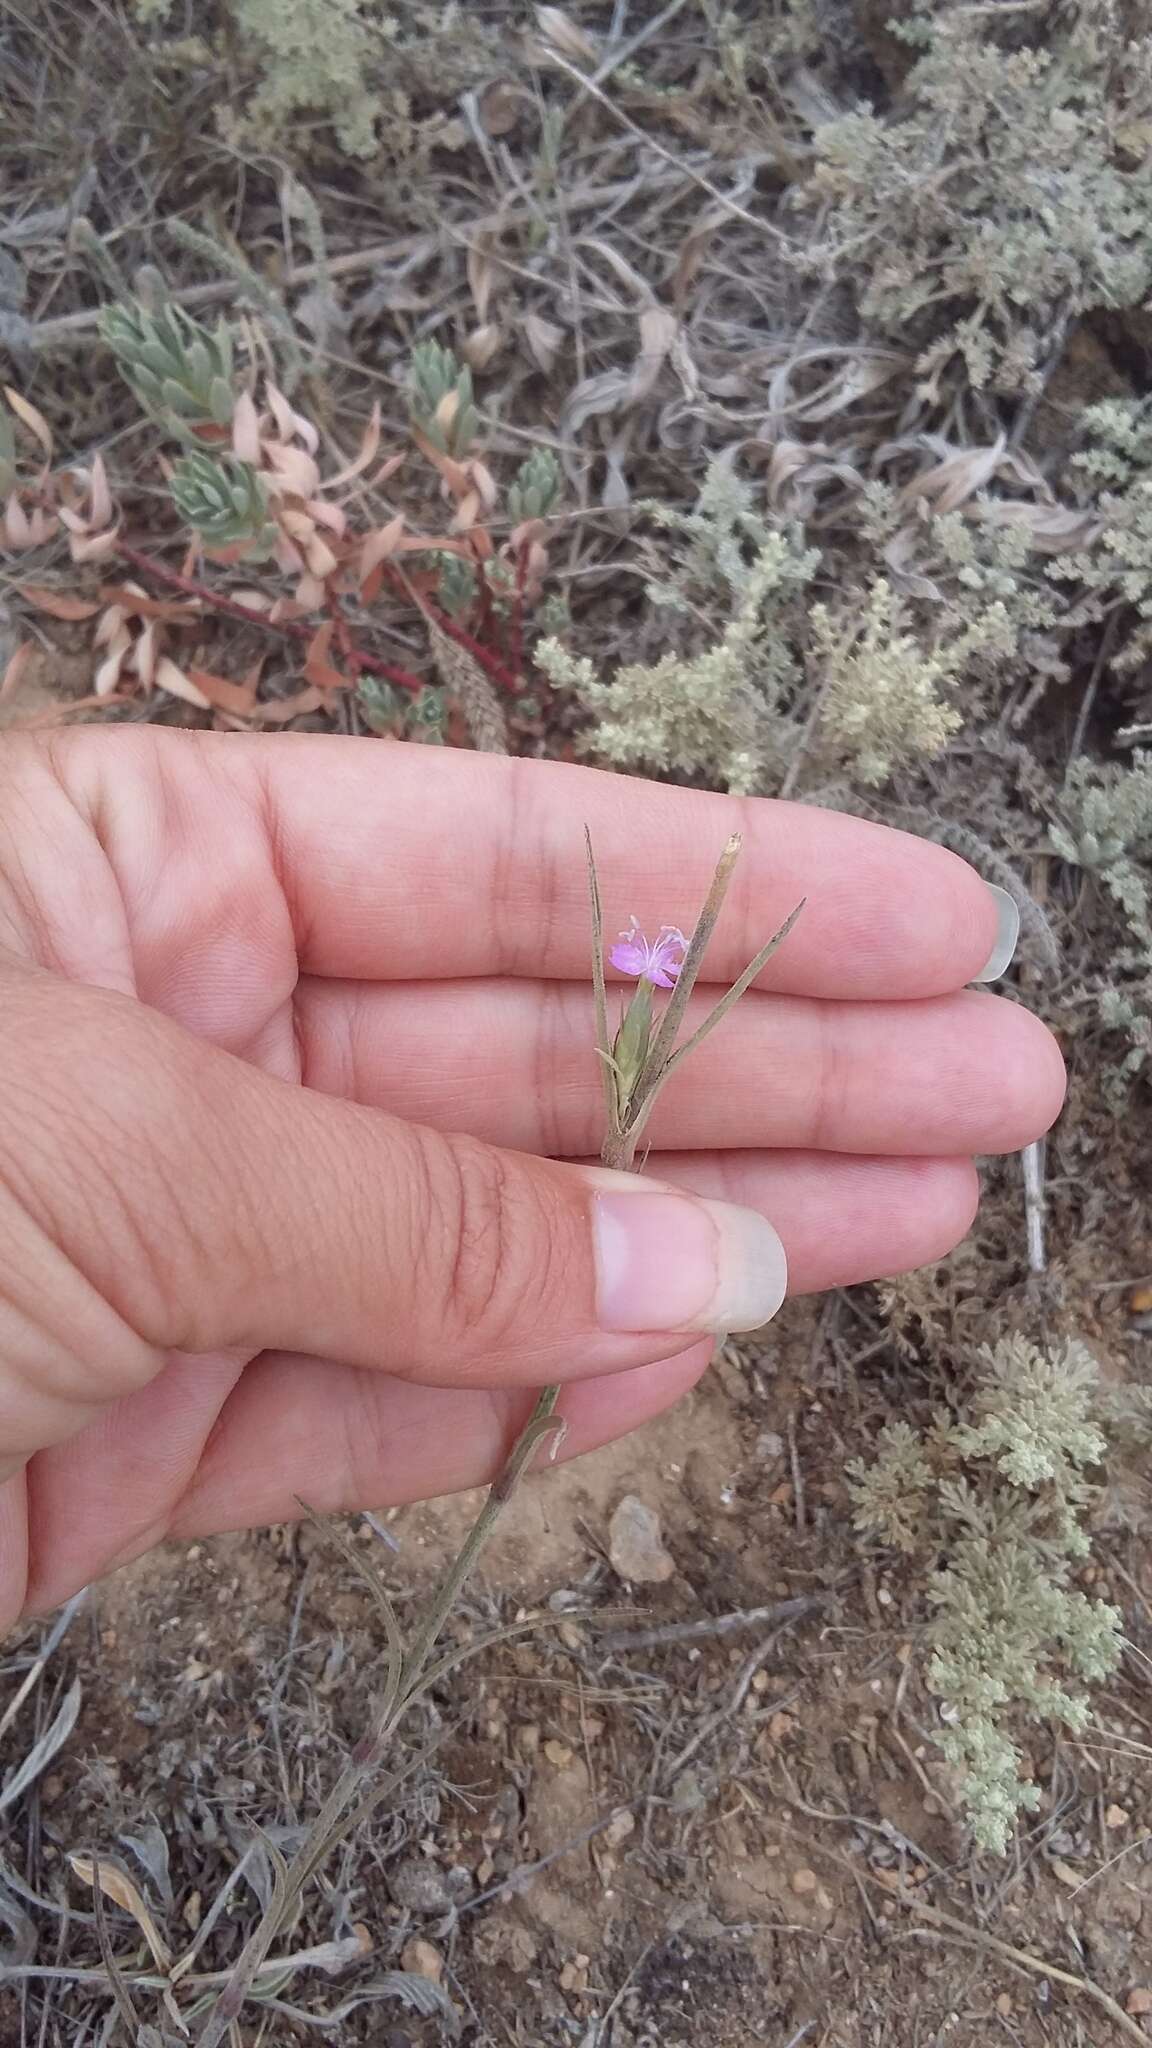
[1073,396,1152,491]
[1051,756,1152,1074]
[812,578,996,786]
[540,462,817,792]
[803,5,1152,393]
[951,1335,1106,1502]
[409,342,477,458]
[170,452,271,548]
[508,448,562,525]
[922,510,1063,653]
[1051,755,1152,935]
[134,0,393,156]
[101,301,235,432]
[232,0,392,157]
[1055,399,1152,671]
[849,1336,1120,1854]
[843,1420,933,1553]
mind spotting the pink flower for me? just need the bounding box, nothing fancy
[609,918,687,989]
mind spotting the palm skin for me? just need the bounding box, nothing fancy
[0,729,1064,1628]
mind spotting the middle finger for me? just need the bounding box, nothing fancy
[295,978,1064,1158]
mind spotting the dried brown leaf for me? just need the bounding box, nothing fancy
[231,390,262,465]
[3,386,53,462]
[979,502,1102,554]
[302,620,347,690]
[69,1855,172,1971]
[17,585,101,621]
[326,403,382,491]
[134,620,158,688]
[98,586,201,624]
[265,380,319,456]
[522,313,564,374]
[4,493,56,550]
[0,640,35,699]
[898,436,1007,516]
[189,666,259,717]
[460,324,503,371]
[478,80,526,136]
[627,306,678,404]
[535,4,598,61]
[467,228,501,327]
[95,627,132,697]
[251,684,324,723]
[154,657,211,709]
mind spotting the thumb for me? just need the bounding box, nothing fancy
[0,969,787,1468]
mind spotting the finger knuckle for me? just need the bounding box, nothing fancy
[425,1133,560,1357]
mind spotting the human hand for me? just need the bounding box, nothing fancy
[0,730,1062,1626]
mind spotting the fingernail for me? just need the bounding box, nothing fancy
[971,884,1019,982]
[593,1188,787,1334]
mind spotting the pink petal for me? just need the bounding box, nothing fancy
[609,940,649,978]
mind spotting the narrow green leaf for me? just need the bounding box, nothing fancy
[632,832,742,1111]
[627,897,806,1150]
[586,828,620,1139]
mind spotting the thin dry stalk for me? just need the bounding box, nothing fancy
[192,832,801,2044]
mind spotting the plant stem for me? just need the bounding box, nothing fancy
[116,543,427,695]
[396,1383,564,1703]
[383,559,522,694]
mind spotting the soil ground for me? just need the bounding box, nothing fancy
[6,1193,1152,2046]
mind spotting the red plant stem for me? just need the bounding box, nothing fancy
[326,585,363,686]
[510,539,528,683]
[380,560,522,694]
[117,544,426,695]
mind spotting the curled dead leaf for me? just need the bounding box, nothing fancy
[263,440,322,500]
[898,435,1007,516]
[95,625,133,697]
[231,388,262,465]
[522,313,564,375]
[17,585,101,622]
[1,640,35,699]
[66,526,121,565]
[189,666,259,717]
[633,306,678,385]
[265,380,319,455]
[478,79,527,136]
[154,656,211,709]
[326,403,382,491]
[69,1854,172,1971]
[360,513,408,586]
[3,493,57,550]
[303,620,348,691]
[467,227,501,327]
[978,501,1102,554]
[535,4,598,61]
[251,684,324,723]
[134,619,158,689]
[460,324,503,371]
[3,386,54,463]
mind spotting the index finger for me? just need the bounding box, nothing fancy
[246,737,1007,998]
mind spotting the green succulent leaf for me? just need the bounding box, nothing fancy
[508,447,561,524]
[170,451,269,546]
[101,300,236,431]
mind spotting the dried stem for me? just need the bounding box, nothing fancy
[384,560,522,694]
[117,543,426,695]
[195,832,802,2045]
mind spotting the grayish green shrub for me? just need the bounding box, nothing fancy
[849,1336,1121,1854]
